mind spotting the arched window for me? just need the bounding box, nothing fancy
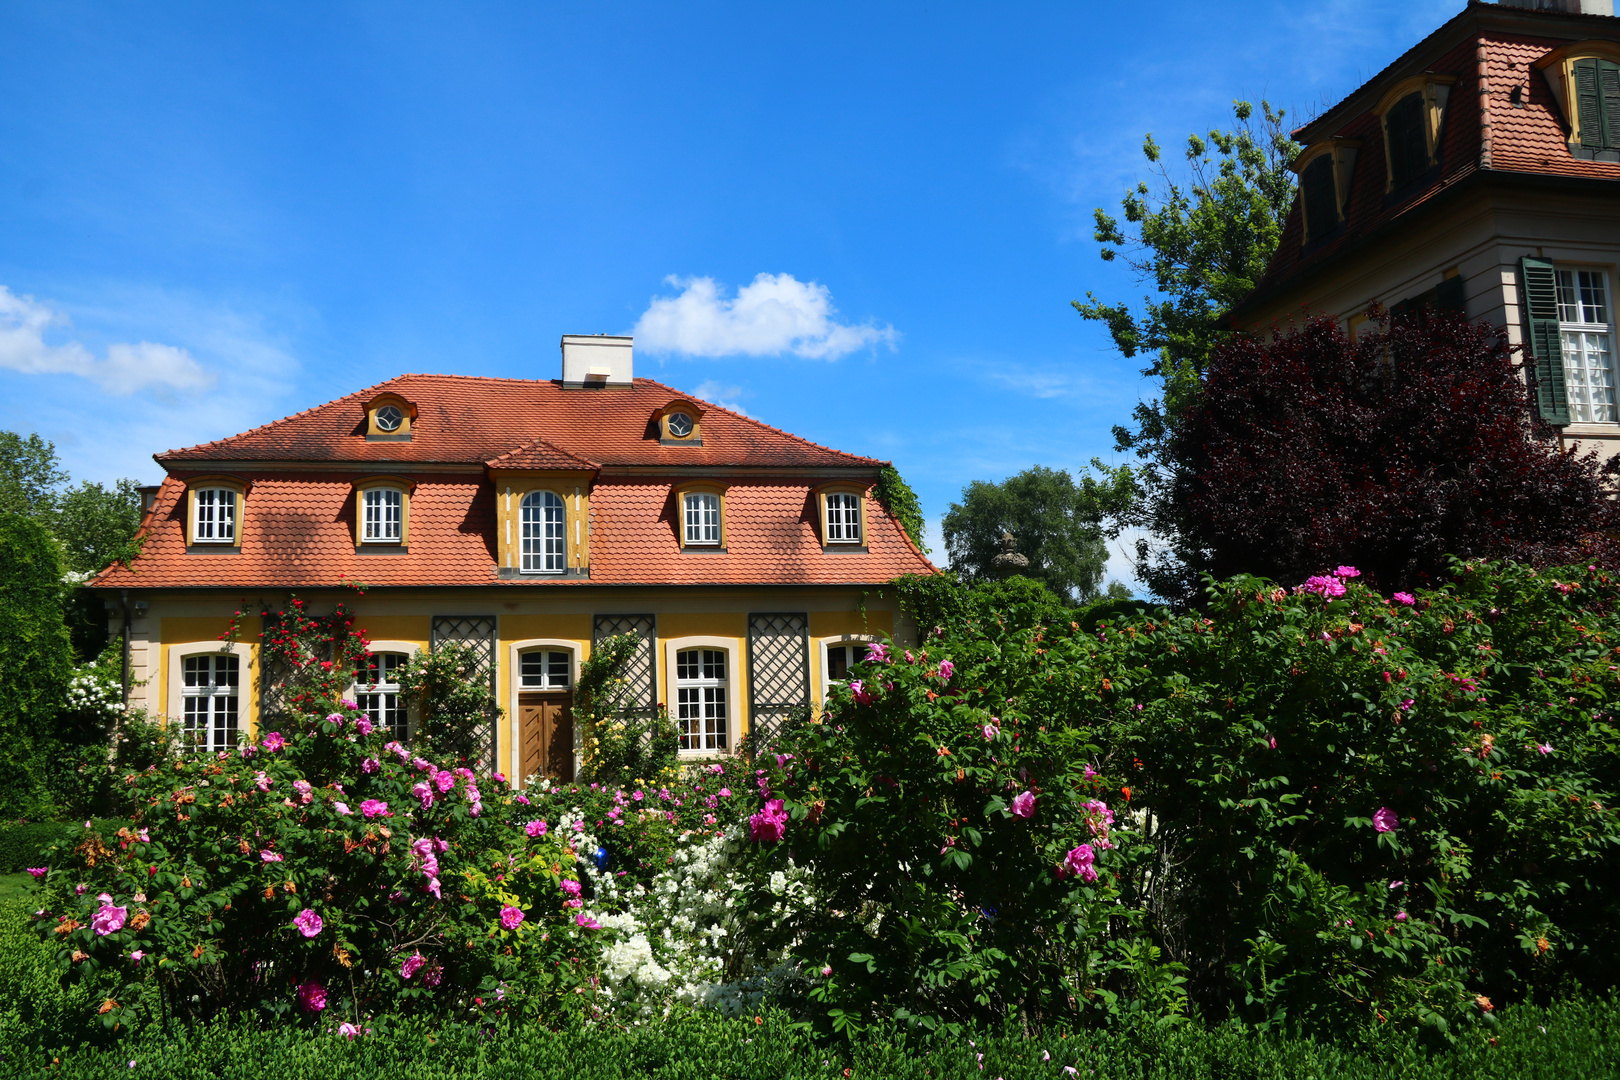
[355,652,408,741]
[521,491,566,573]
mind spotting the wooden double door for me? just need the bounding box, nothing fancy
[519,693,575,783]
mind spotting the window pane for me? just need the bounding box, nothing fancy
[548,651,570,688]
[827,646,848,682]
[364,489,402,541]
[1580,270,1609,324]
[684,493,721,544]
[1563,329,1619,423]
[521,650,547,686]
[1558,269,1580,323]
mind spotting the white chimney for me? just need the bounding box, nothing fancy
[560,335,633,388]
[1498,0,1613,13]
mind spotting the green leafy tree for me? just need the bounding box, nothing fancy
[0,513,75,816]
[1073,101,1298,603]
[941,464,1133,603]
[54,478,144,576]
[0,431,68,518]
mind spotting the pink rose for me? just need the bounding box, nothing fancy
[1395,911,1409,922]
[1059,844,1097,883]
[413,782,434,810]
[938,659,955,681]
[575,912,600,930]
[360,799,389,819]
[292,908,322,938]
[254,771,272,792]
[749,799,789,843]
[1334,566,1360,579]
[1372,807,1399,833]
[1010,791,1035,819]
[354,715,374,736]
[433,770,455,794]
[262,731,286,752]
[325,712,346,725]
[338,1022,360,1040]
[129,949,146,964]
[384,741,409,762]
[91,901,128,936]
[25,867,47,878]
[866,641,890,664]
[982,723,998,741]
[361,757,380,775]
[1537,743,1553,755]
[333,801,352,816]
[296,979,326,1013]
[293,780,313,805]
[848,679,872,705]
[1392,592,1416,606]
[261,850,283,862]
[401,952,425,979]
[525,819,548,838]
[560,878,582,898]
[500,905,524,930]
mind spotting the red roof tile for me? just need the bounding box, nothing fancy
[158,374,881,471]
[94,473,934,589]
[485,436,598,471]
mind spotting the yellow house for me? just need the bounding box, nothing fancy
[95,335,934,782]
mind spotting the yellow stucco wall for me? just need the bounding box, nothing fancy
[158,615,259,734]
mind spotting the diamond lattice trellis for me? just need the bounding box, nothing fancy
[432,615,498,765]
[747,612,809,751]
[593,614,658,714]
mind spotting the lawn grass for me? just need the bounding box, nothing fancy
[0,873,34,906]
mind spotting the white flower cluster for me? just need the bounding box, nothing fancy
[65,665,123,719]
[566,820,815,1019]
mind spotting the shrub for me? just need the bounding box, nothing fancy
[0,820,124,874]
[0,512,75,817]
[573,633,678,785]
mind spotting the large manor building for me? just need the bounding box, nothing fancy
[93,335,933,782]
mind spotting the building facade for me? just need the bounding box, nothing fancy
[1230,0,1620,463]
[92,335,933,783]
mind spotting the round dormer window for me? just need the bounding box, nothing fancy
[375,405,404,432]
[666,412,694,438]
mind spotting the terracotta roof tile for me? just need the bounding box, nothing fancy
[485,436,598,470]
[158,374,882,470]
[94,473,935,589]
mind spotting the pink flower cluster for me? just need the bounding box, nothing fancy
[412,836,448,898]
[1081,799,1115,850]
[1295,575,1347,599]
[1057,844,1097,884]
[750,798,789,842]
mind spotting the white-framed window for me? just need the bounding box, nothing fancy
[1556,267,1619,423]
[675,647,727,752]
[520,649,572,689]
[683,492,722,546]
[825,642,869,683]
[182,653,239,752]
[355,652,408,741]
[192,488,237,544]
[825,492,861,543]
[362,487,403,542]
[521,491,567,572]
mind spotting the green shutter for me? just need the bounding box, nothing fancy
[1575,59,1605,151]
[1301,156,1338,243]
[1600,60,1620,150]
[1519,256,1571,426]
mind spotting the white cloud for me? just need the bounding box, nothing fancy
[633,273,898,360]
[0,285,215,395]
[689,379,750,417]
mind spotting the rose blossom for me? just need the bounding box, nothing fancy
[413,782,434,810]
[749,799,789,842]
[1372,807,1399,833]
[25,867,47,878]
[1059,844,1098,883]
[354,715,374,736]
[525,819,549,838]
[296,979,326,1013]
[255,771,272,792]
[1010,791,1036,818]
[401,952,426,979]
[262,731,286,752]
[866,641,890,664]
[500,905,525,930]
[91,901,128,936]
[848,679,873,705]
[1334,566,1361,579]
[333,801,352,816]
[293,780,313,805]
[433,770,455,794]
[129,949,146,963]
[361,757,380,775]
[575,912,600,930]
[293,908,322,938]
[360,799,389,819]
[1392,592,1416,606]
[261,850,283,862]
[338,1022,360,1040]
[938,659,955,681]
[560,878,583,898]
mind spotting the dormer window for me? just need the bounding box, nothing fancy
[684,491,722,546]
[814,484,867,548]
[193,487,237,544]
[1374,74,1455,193]
[185,476,248,547]
[654,400,705,445]
[364,394,417,441]
[1534,43,1620,162]
[352,477,413,547]
[1295,139,1360,246]
[520,490,567,573]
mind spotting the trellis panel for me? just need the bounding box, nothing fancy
[747,612,809,750]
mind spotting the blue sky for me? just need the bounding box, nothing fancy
[0,0,1459,586]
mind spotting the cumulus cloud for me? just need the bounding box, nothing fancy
[689,380,751,417]
[633,273,898,360]
[0,285,214,395]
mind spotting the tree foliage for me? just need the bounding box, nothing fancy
[0,430,145,576]
[1073,101,1298,601]
[941,465,1132,602]
[0,513,75,817]
[1170,313,1620,593]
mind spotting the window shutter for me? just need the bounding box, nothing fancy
[1301,156,1338,243]
[1519,256,1571,426]
[1600,60,1620,150]
[1575,59,1605,151]
[1434,275,1466,313]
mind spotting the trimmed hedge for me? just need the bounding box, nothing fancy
[1,995,1616,1079]
[0,820,123,873]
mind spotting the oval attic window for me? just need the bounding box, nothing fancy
[666,412,694,438]
[375,405,404,432]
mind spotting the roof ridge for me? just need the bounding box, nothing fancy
[485,434,600,469]
[637,377,887,467]
[157,374,411,460]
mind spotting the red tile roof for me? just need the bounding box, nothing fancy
[158,374,881,470]
[485,436,598,471]
[94,472,934,589]
[1234,3,1620,323]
